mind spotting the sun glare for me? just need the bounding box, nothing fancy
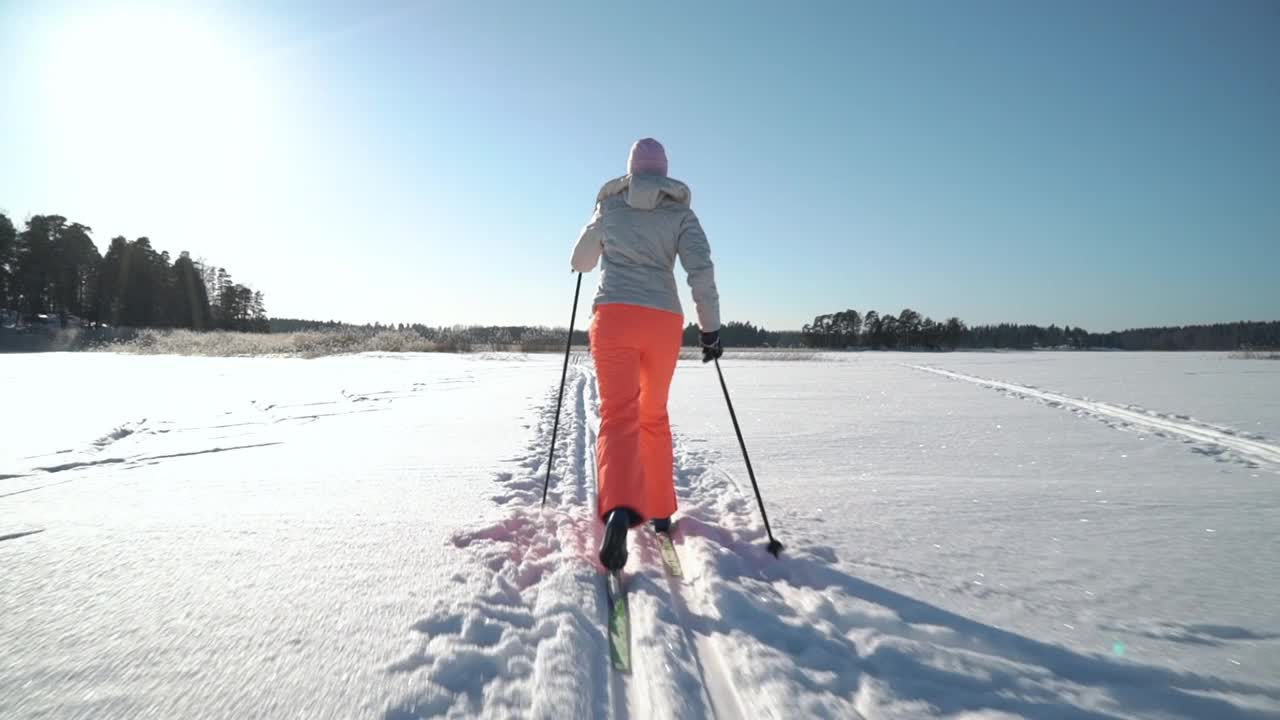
[43,7,273,207]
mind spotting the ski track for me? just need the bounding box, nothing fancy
[383,358,875,719]
[911,364,1280,471]
[0,375,462,497]
[384,360,758,719]
[558,363,756,720]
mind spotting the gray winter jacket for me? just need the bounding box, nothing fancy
[570,174,720,332]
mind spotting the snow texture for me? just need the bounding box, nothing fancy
[2,351,1278,719]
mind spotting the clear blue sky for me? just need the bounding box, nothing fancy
[2,0,1277,331]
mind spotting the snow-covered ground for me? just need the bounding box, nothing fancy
[2,351,1278,719]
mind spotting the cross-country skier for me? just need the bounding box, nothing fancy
[571,138,722,571]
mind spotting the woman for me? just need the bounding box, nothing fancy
[570,138,722,572]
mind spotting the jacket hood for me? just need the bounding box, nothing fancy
[597,174,691,210]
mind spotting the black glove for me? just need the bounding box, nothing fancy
[700,331,723,363]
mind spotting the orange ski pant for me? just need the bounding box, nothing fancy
[590,303,683,524]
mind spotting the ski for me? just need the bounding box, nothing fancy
[605,570,631,672]
[654,528,683,578]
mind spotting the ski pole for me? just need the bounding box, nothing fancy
[714,357,784,557]
[542,272,583,508]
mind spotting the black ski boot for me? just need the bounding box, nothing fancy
[651,517,672,534]
[599,509,635,571]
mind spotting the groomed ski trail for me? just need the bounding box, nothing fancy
[911,364,1280,470]
[385,357,614,719]
[385,359,872,719]
[651,533,750,720]
[576,363,749,720]
[579,364,630,720]
[385,360,743,719]
[542,362,872,719]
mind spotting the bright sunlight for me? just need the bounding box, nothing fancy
[42,6,274,206]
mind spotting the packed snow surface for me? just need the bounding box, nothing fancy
[2,351,1278,719]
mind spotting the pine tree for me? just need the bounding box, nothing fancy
[0,213,16,310]
[170,252,211,329]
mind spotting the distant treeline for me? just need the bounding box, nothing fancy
[270,318,589,351]
[0,212,266,332]
[797,308,1280,351]
[1082,322,1280,351]
[6,210,1274,352]
[270,315,1278,353]
[681,321,803,348]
